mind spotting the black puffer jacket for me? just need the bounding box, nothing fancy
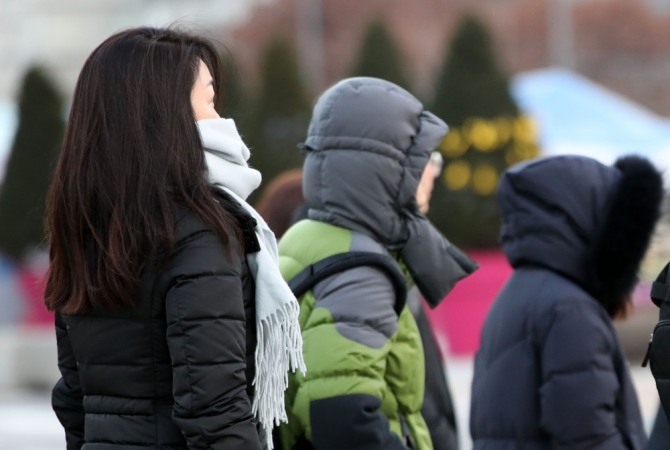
[408,289,459,450]
[470,155,663,450]
[51,200,263,450]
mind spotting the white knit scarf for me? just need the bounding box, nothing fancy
[197,118,306,449]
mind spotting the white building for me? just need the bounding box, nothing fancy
[0,0,263,101]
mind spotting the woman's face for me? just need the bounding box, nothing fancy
[191,59,219,121]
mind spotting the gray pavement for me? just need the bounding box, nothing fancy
[0,388,62,450]
[0,358,660,450]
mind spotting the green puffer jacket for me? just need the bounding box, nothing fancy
[278,219,432,450]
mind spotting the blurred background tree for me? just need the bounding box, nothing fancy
[216,47,248,123]
[241,36,311,203]
[429,15,539,248]
[349,19,411,92]
[0,65,64,261]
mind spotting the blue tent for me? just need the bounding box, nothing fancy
[511,67,670,178]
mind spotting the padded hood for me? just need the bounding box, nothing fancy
[302,77,448,247]
[498,154,663,315]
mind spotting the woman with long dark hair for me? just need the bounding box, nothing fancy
[45,26,304,450]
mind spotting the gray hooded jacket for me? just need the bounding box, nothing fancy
[289,77,476,450]
[302,77,477,307]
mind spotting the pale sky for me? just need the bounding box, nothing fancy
[0,0,268,182]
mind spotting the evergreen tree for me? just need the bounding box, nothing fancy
[242,36,311,204]
[216,48,247,123]
[350,20,411,91]
[428,15,538,248]
[0,65,64,260]
[432,15,519,124]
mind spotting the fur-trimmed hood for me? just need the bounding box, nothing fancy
[498,154,663,316]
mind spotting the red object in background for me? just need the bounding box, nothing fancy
[17,263,52,325]
[426,249,512,357]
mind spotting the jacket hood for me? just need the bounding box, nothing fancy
[301,77,448,246]
[498,154,663,315]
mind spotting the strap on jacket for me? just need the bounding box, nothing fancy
[288,252,407,315]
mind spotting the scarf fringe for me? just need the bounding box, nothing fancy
[198,120,307,450]
[252,300,306,449]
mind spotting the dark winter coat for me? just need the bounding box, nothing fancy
[409,290,459,450]
[51,200,263,450]
[470,155,663,450]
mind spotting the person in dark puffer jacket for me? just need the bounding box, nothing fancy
[44,26,304,450]
[470,154,663,450]
[412,150,460,450]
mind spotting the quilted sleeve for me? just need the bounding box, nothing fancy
[51,312,85,450]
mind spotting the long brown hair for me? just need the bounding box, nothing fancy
[45,27,239,314]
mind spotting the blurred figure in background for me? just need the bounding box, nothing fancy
[277,77,477,450]
[409,150,461,450]
[44,26,303,450]
[470,155,663,449]
[255,169,306,240]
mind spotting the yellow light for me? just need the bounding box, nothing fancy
[494,117,513,144]
[513,116,537,144]
[441,129,468,157]
[473,164,499,196]
[444,160,471,190]
[468,118,498,151]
